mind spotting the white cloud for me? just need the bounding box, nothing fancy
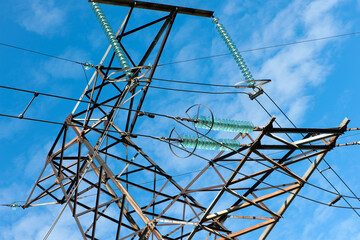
[3,0,356,239]
[222,1,244,16]
[17,0,65,36]
[0,119,27,140]
[204,0,345,127]
[246,0,343,125]
[0,207,81,240]
[24,141,53,178]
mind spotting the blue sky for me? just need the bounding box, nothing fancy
[0,0,360,239]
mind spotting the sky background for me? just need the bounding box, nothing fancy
[0,0,360,239]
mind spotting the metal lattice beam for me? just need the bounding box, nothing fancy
[23,2,350,240]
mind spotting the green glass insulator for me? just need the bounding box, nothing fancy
[213,18,254,85]
[195,115,254,133]
[84,61,93,70]
[11,202,19,211]
[248,81,256,87]
[179,135,241,151]
[195,116,254,133]
[213,18,220,24]
[91,2,132,78]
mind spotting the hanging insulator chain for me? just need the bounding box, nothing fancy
[213,17,254,86]
[91,2,133,78]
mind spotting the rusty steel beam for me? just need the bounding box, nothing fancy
[258,118,350,240]
[88,0,214,18]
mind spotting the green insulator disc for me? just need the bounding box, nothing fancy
[84,61,93,70]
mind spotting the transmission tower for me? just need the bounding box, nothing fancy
[22,1,351,239]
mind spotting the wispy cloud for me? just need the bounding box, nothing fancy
[215,0,345,126]
[0,207,81,240]
[16,0,65,36]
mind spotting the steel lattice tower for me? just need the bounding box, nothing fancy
[23,1,350,239]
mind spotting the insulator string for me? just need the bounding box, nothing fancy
[91,2,133,78]
[212,17,254,85]
[196,115,254,133]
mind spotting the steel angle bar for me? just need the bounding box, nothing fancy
[228,215,272,220]
[47,159,88,239]
[82,152,142,232]
[252,150,305,183]
[292,133,339,146]
[258,118,350,240]
[282,149,328,166]
[153,219,198,226]
[205,184,301,221]
[75,197,121,218]
[72,8,133,115]
[91,165,103,239]
[129,10,177,133]
[111,123,204,209]
[71,125,163,239]
[116,195,126,239]
[200,225,232,240]
[212,131,323,231]
[266,127,345,134]
[143,179,170,212]
[254,182,297,192]
[73,140,82,216]
[89,0,214,18]
[217,219,277,240]
[186,117,276,240]
[224,187,282,219]
[257,145,330,150]
[265,132,299,148]
[122,16,168,37]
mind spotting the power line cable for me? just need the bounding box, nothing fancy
[1,111,360,210]
[0,84,245,120]
[1,85,360,202]
[1,82,359,145]
[157,31,360,66]
[0,42,85,66]
[2,109,359,201]
[2,31,359,70]
[139,84,248,95]
[151,77,238,88]
[262,90,360,207]
[81,65,90,85]
[139,136,360,210]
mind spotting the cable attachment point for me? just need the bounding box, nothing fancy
[83,61,94,70]
[11,202,20,210]
[120,132,138,138]
[1,201,23,210]
[106,65,152,85]
[168,128,197,158]
[137,111,155,118]
[248,87,264,100]
[129,78,139,92]
[328,195,342,206]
